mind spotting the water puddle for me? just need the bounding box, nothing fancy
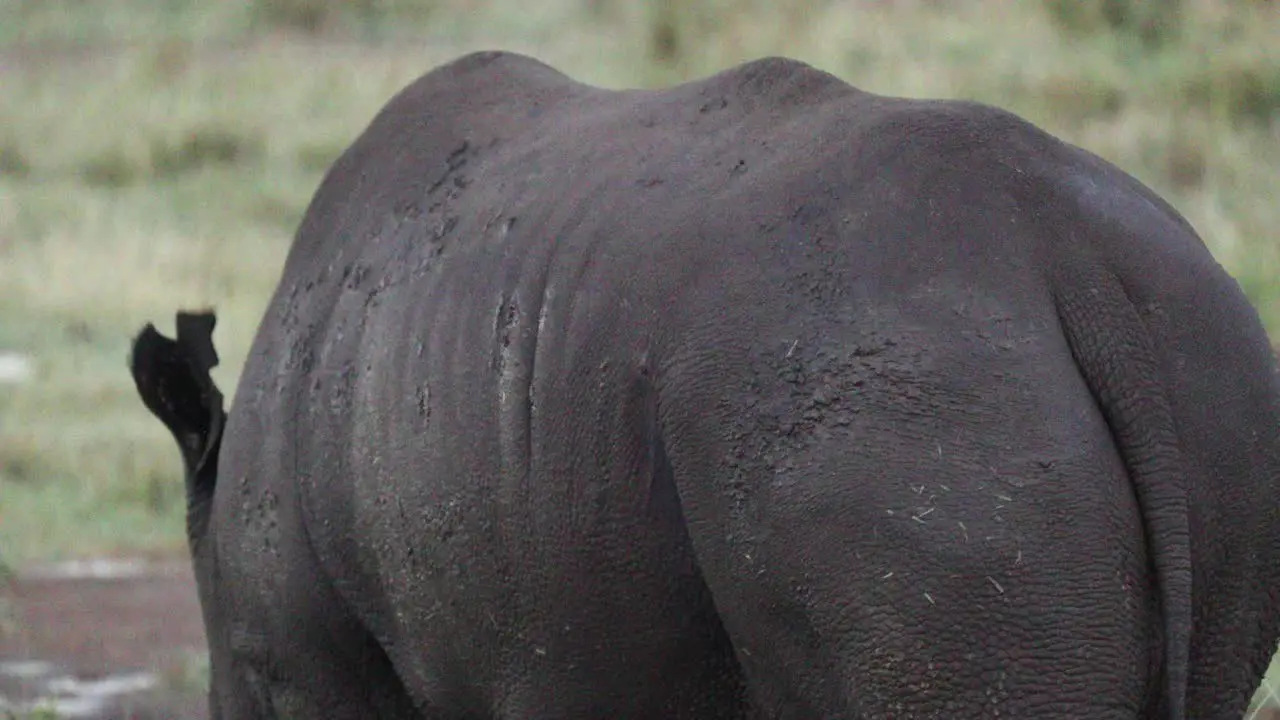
[0,661,158,718]
[22,558,152,582]
[0,352,32,385]
[1,555,208,718]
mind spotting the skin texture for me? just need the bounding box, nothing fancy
[130,51,1280,719]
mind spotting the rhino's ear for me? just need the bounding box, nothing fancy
[129,310,226,516]
[175,311,220,377]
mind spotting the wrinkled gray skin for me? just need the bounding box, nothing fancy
[130,51,1280,719]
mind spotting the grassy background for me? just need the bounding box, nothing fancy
[0,0,1277,713]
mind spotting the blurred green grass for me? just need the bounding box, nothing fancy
[1,0,1278,713]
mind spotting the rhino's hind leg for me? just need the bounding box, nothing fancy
[494,436,754,719]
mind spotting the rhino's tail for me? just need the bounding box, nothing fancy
[129,311,226,537]
[1054,261,1191,720]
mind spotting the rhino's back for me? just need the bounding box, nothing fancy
[216,51,894,716]
[218,51,1106,716]
[211,51,1280,717]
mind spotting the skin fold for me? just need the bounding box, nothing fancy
[130,51,1280,719]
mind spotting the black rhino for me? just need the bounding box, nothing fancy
[130,51,1280,719]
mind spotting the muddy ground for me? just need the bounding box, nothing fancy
[0,557,208,719]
